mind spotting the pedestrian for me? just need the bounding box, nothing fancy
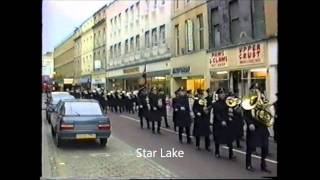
[273,93,278,143]
[193,89,212,151]
[174,88,192,144]
[149,87,162,134]
[212,87,236,160]
[137,88,149,128]
[158,88,170,128]
[243,87,271,173]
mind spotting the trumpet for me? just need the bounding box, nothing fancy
[241,89,274,127]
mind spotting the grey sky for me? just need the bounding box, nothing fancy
[42,0,112,54]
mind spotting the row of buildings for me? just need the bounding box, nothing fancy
[52,0,277,102]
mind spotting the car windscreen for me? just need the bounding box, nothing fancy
[64,102,102,116]
[52,96,75,105]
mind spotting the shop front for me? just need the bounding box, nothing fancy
[208,40,276,99]
[80,75,91,90]
[170,51,210,96]
[91,73,106,90]
[106,60,171,92]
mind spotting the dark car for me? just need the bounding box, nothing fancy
[50,99,111,147]
[46,95,75,124]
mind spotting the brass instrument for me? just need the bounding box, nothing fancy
[199,98,209,114]
[226,96,242,108]
[158,98,163,108]
[241,89,274,127]
[146,96,151,111]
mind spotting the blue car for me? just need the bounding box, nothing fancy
[46,94,75,124]
[50,99,111,147]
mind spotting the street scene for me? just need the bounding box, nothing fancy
[42,0,278,179]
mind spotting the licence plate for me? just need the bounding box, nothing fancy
[76,134,96,139]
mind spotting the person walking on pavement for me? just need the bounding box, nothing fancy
[273,93,279,143]
[158,88,170,128]
[193,89,212,151]
[212,87,236,160]
[174,87,192,144]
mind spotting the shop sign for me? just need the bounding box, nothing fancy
[172,66,191,74]
[123,67,139,74]
[209,51,228,68]
[64,78,73,84]
[238,43,264,65]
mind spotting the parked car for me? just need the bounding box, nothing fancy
[46,95,75,124]
[50,99,111,147]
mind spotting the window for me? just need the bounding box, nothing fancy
[176,0,179,9]
[65,102,102,116]
[152,28,157,46]
[125,8,129,24]
[136,35,140,50]
[185,19,194,52]
[125,39,129,53]
[154,0,157,9]
[131,5,134,23]
[118,42,121,56]
[197,14,204,50]
[251,0,265,39]
[130,37,134,52]
[145,30,150,48]
[114,44,117,57]
[229,0,240,43]
[175,24,179,55]
[159,25,165,44]
[161,0,165,5]
[211,8,220,48]
[186,0,191,4]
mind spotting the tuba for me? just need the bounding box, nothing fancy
[241,89,274,127]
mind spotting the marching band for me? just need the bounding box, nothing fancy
[67,84,275,173]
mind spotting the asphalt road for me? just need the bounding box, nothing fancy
[41,96,277,179]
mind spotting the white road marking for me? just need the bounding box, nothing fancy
[119,114,278,164]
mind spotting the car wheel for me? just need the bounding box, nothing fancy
[100,138,108,146]
[55,133,62,148]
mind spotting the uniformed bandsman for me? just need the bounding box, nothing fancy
[174,88,192,144]
[158,88,170,128]
[193,89,212,151]
[212,88,236,160]
[148,87,162,134]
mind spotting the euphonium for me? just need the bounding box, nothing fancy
[241,89,274,127]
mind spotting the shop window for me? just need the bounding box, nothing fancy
[210,71,229,91]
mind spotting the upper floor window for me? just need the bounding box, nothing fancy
[229,0,241,43]
[152,28,157,46]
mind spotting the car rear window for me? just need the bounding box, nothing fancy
[52,96,75,105]
[64,102,102,116]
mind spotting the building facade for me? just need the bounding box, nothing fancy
[73,27,82,86]
[53,32,76,90]
[42,52,54,78]
[92,5,108,89]
[106,0,172,93]
[170,0,209,96]
[80,17,95,89]
[207,0,277,102]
